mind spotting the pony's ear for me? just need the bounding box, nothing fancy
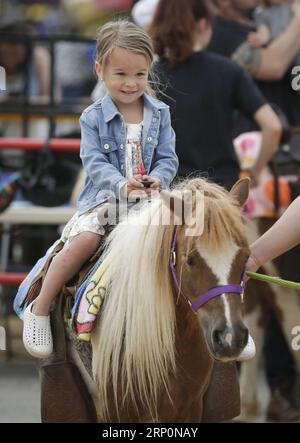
[230,178,250,208]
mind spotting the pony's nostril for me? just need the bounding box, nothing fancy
[212,329,223,347]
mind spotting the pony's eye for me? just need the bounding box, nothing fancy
[187,255,196,266]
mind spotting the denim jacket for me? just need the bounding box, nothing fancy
[77,93,178,213]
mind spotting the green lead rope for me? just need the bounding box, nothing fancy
[246,271,300,291]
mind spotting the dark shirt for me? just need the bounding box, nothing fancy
[209,16,300,126]
[156,51,266,189]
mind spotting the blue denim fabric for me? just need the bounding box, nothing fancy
[77,93,178,213]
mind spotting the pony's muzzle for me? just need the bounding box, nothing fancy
[211,324,249,359]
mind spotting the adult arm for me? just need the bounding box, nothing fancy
[233,67,281,180]
[247,196,300,271]
[233,4,300,81]
[251,103,282,180]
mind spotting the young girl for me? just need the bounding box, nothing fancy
[22,20,178,358]
[246,196,300,272]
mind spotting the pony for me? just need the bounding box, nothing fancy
[67,177,251,422]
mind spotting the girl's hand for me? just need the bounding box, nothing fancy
[140,175,161,198]
[141,174,161,188]
[122,174,148,200]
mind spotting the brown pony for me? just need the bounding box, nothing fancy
[68,177,251,422]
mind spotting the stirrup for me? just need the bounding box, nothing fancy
[23,302,53,358]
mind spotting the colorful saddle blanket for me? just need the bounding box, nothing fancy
[69,255,110,341]
[234,131,292,218]
[14,241,111,342]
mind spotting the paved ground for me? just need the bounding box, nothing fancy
[0,315,270,423]
[0,362,40,423]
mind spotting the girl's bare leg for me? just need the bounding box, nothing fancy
[32,231,102,315]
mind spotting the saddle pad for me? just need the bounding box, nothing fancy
[71,255,110,341]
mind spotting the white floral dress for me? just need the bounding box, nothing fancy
[61,122,144,244]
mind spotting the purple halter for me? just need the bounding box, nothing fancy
[169,227,247,313]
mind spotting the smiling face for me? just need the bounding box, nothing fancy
[96,47,150,108]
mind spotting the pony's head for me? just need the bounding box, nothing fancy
[164,177,250,361]
[92,177,250,421]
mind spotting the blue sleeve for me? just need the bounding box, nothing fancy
[149,108,178,188]
[80,112,128,199]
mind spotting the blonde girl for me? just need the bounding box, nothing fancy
[22,20,178,358]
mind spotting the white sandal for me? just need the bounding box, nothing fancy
[236,334,256,361]
[23,302,53,358]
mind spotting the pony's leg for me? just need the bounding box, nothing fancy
[239,219,266,419]
[239,307,265,419]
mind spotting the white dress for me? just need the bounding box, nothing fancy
[61,122,144,244]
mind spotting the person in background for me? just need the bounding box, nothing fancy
[248,0,300,70]
[148,0,281,190]
[209,0,300,421]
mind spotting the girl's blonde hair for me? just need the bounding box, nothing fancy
[96,20,156,96]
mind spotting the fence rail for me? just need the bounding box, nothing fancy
[0,137,80,152]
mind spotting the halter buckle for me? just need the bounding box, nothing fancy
[241,290,244,303]
[171,251,176,266]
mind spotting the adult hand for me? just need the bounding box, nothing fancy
[245,254,261,273]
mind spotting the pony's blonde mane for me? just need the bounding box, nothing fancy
[176,178,246,252]
[92,178,246,421]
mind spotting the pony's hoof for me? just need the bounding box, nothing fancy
[23,302,53,358]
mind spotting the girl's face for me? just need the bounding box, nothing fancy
[96,47,150,107]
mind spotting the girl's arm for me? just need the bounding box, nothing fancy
[80,112,128,199]
[149,108,178,188]
[247,196,300,271]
